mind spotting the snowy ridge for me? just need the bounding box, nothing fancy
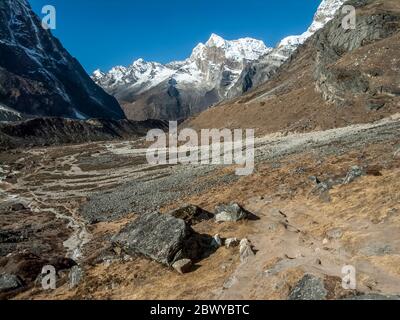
[278,0,345,48]
[92,0,346,120]
[92,34,271,97]
[237,0,347,96]
[192,33,271,61]
[93,59,176,95]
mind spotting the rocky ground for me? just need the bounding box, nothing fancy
[0,114,399,300]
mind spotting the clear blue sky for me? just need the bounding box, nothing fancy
[29,0,321,73]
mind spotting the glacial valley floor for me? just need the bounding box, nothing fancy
[1,114,400,300]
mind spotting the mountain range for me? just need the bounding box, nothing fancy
[186,0,400,134]
[93,0,345,121]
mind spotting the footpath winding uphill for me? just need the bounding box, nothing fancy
[0,114,399,299]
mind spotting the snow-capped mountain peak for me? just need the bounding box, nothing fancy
[278,0,345,48]
[309,0,346,33]
[206,33,226,48]
[93,34,271,99]
[92,69,105,79]
[191,33,271,62]
[92,0,346,121]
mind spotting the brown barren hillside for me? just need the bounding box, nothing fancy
[185,0,400,135]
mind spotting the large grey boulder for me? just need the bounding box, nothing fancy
[215,203,247,222]
[288,274,328,300]
[0,274,23,293]
[112,212,191,266]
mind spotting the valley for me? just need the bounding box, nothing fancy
[1,114,399,299]
[1,0,400,302]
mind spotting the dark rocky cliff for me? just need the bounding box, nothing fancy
[0,0,125,120]
[0,118,168,150]
[313,0,400,108]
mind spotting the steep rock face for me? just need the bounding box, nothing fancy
[0,117,168,150]
[229,0,346,97]
[0,0,125,120]
[314,0,400,105]
[0,103,23,122]
[93,34,271,121]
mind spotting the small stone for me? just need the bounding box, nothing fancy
[123,254,133,262]
[225,238,240,248]
[322,238,329,245]
[172,259,192,274]
[343,166,364,184]
[103,259,112,267]
[215,203,247,222]
[239,239,255,262]
[0,274,23,293]
[211,234,223,248]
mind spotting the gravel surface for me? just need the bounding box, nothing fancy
[81,114,400,223]
[81,164,238,223]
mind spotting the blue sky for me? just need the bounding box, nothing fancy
[29,0,321,73]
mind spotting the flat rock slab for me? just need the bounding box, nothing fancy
[288,274,328,300]
[112,212,191,266]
